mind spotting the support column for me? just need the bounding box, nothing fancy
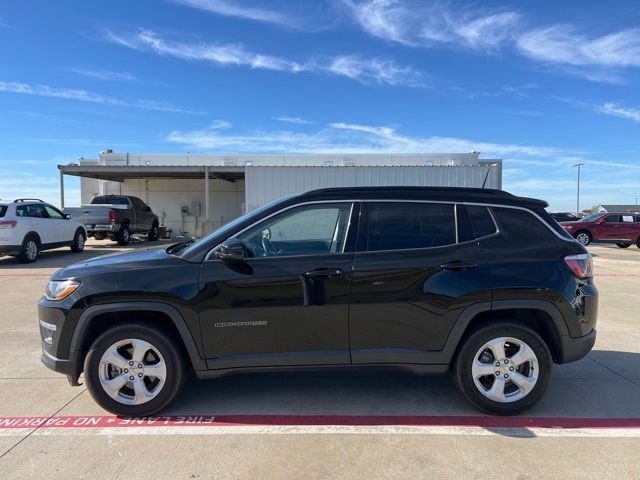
[204,166,210,233]
[59,170,65,209]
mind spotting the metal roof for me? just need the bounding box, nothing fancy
[59,164,245,182]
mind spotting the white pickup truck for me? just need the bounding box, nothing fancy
[64,195,160,245]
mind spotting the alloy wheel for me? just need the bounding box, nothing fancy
[26,240,38,260]
[576,233,590,245]
[98,338,167,405]
[471,336,539,403]
[77,233,85,249]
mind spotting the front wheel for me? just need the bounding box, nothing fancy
[616,243,631,248]
[70,229,85,253]
[84,323,186,416]
[575,231,591,246]
[148,222,159,241]
[454,323,552,415]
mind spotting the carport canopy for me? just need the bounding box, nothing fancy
[58,164,245,222]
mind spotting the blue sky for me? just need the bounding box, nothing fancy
[1,0,639,211]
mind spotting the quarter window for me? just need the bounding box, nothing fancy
[238,203,352,258]
[361,202,456,251]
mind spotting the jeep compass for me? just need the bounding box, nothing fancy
[39,187,598,416]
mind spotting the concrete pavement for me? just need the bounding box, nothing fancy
[1,240,639,479]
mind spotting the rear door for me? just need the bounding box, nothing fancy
[198,201,357,367]
[348,201,491,364]
[619,214,637,241]
[16,204,57,244]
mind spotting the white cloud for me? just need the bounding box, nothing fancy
[0,80,204,114]
[174,0,296,28]
[108,29,425,87]
[517,26,640,68]
[65,67,138,82]
[343,0,520,51]
[596,102,640,123]
[273,116,314,125]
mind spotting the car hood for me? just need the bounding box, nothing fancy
[52,247,178,279]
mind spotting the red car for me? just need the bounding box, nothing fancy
[561,212,640,248]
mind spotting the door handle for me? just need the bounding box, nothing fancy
[440,261,478,271]
[304,268,344,278]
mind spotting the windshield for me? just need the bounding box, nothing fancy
[177,195,297,257]
[579,213,602,222]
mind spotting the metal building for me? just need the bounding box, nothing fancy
[59,152,502,237]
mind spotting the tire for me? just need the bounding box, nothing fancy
[17,235,39,263]
[637,237,640,249]
[616,243,631,249]
[574,231,591,246]
[454,323,552,415]
[116,224,130,246]
[148,222,159,242]
[70,229,86,253]
[84,322,186,417]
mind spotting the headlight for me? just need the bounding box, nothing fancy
[44,279,81,301]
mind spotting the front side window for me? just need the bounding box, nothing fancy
[238,202,352,258]
[604,215,620,223]
[44,205,64,219]
[361,202,456,252]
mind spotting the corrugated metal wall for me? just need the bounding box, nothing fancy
[245,165,501,211]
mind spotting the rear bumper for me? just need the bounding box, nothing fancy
[557,329,596,364]
[86,223,120,233]
[0,244,21,256]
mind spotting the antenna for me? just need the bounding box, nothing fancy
[481,163,498,188]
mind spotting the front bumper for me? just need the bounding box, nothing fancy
[557,329,597,363]
[41,349,82,386]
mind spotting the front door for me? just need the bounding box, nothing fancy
[348,201,491,364]
[198,201,357,368]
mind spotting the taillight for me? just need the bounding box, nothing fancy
[108,209,116,223]
[0,220,17,229]
[564,253,593,279]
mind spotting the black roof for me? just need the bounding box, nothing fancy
[299,186,547,208]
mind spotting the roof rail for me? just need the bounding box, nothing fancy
[13,198,44,203]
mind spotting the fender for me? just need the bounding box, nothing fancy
[439,299,569,362]
[70,302,207,371]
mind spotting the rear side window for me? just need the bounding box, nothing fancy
[467,206,498,238]
[491,207,558,243]
[91,196,129,205]
[0,205,6,218]
[361,202,456,251]
[16,204,49,218]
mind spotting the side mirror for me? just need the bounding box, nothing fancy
[215,238,245,262]
[64,214,71,219]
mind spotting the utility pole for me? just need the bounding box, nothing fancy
[574,163,584,216]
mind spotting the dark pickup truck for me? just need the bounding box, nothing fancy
[64,195,160,245]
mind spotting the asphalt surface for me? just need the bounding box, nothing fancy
[1,239,639,479]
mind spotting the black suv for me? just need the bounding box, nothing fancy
[39,187,598,416]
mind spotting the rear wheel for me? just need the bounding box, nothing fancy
[84,322,186,416]
[17,235,39,263]
[616,243,631,248]
[575,231,591,246]
[454,323,552,415]
[148,222,159,241]
[70,229,85,253]
[116,224,130,246]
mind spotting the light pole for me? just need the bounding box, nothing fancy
[574,163,584,216]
